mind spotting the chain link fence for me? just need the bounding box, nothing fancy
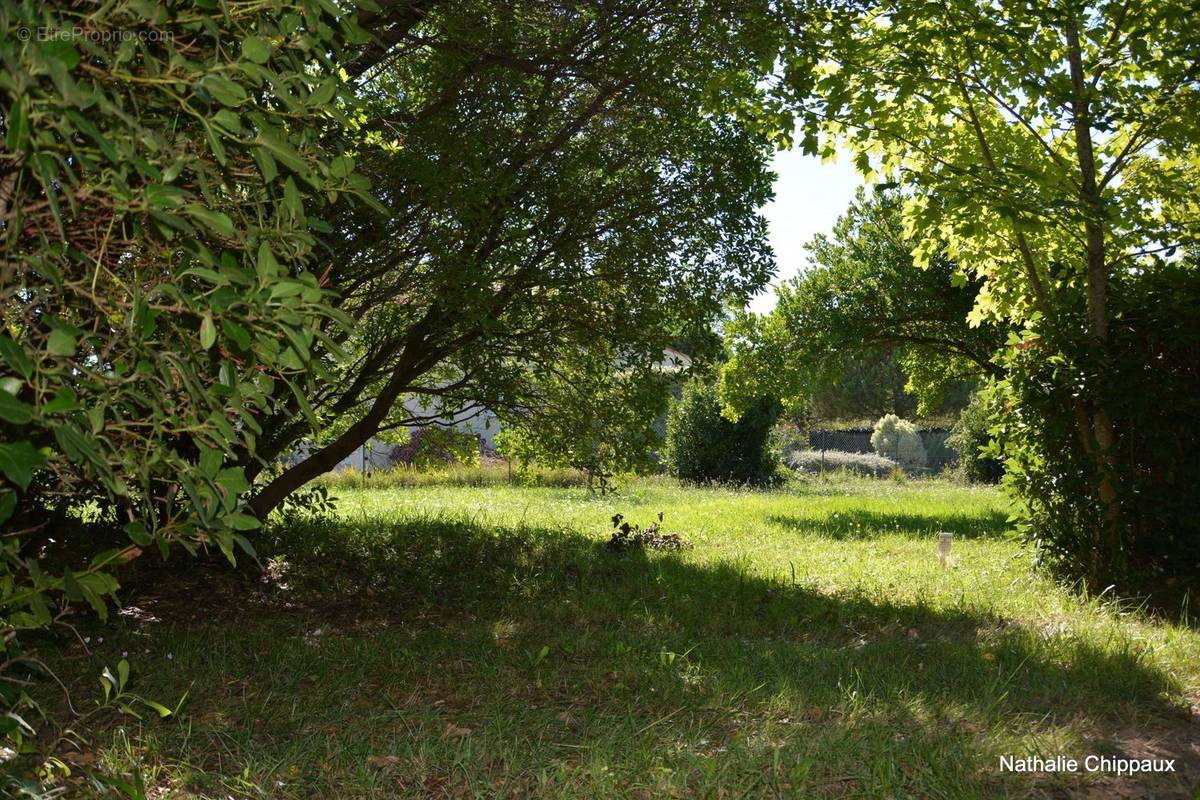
[806,428,956,473]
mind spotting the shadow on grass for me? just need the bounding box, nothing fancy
[769,508,1012,540]
[45,514,1196,799]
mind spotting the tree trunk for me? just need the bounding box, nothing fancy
[248,368,411,517]
[247,297,469,517]
[1065,16,1123,586]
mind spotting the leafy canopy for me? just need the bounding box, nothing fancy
[721,191,1001,419]
[247,0,782,513]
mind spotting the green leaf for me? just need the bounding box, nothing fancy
[65,109,118,162]
[309,78,337,106]
[306,216,333,234]
[0,391,33,424]
[61,569,84,602]
[206,125,227,165]
[87,404,105,434]
[221,319,251,351]
[233,533,259,562]
[0,491,16,524]
[42,388,82,414]
[181,267,225,285]
[39,40,81,70]
[256,131,308,175]
[199,446,222,477]
[254,147,279,183]
[269,280,304,299]
[216,467,251,496]
[0,335,33,378]
[5,101,29,151]
[124,521,154,547]
[200,314,216,349]
[241,37,272,63]
[256,242,280,278]
[144,699,174,718]
[200,75,248,107]
[283,326,312,361]
[329,155,355,178]
[81,583,108,618]
[224,512,261,530]
[47,329,77,357]
[212,109,241,134]
[54,423,106,471]
[283,177,303,221]
[0,442,48,490]
[184,205,236,238]
[90,548,123,569]
[853,150,872,175]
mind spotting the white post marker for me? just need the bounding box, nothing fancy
[937,532,953,567]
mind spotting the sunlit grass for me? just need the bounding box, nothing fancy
[314,461,590,491]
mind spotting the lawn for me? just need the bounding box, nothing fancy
[21,476,1200,798]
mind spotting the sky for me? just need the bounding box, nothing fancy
[749,148,865,313]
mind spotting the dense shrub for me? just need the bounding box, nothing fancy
[788,450,897,477]
[870,415,927,471]
[1000,262,1200,603]
[0,0,367,746]
[947,393,1004,483]
[663,380,781,486]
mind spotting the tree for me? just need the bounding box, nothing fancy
[807,350,916,421]
[0,1,373,591]
[244,0,780,516]
[721,191,1004,419]
[494,347,672,492]
[776,0,1200,596]
[947,390,1004,484]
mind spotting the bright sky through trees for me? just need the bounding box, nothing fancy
[752,147,864,313]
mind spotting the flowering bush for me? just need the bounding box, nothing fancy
[870,415,927,471]
[389,428,481,469]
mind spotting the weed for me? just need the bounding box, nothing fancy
[606,512,688,551]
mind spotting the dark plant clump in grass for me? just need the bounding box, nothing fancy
[606,512,688,551]
[663,379,783,487]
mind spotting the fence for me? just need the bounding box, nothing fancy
[807,428,956,472]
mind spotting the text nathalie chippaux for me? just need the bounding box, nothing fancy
[999,754,1175,777]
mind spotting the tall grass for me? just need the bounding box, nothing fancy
[314,461,592,490]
